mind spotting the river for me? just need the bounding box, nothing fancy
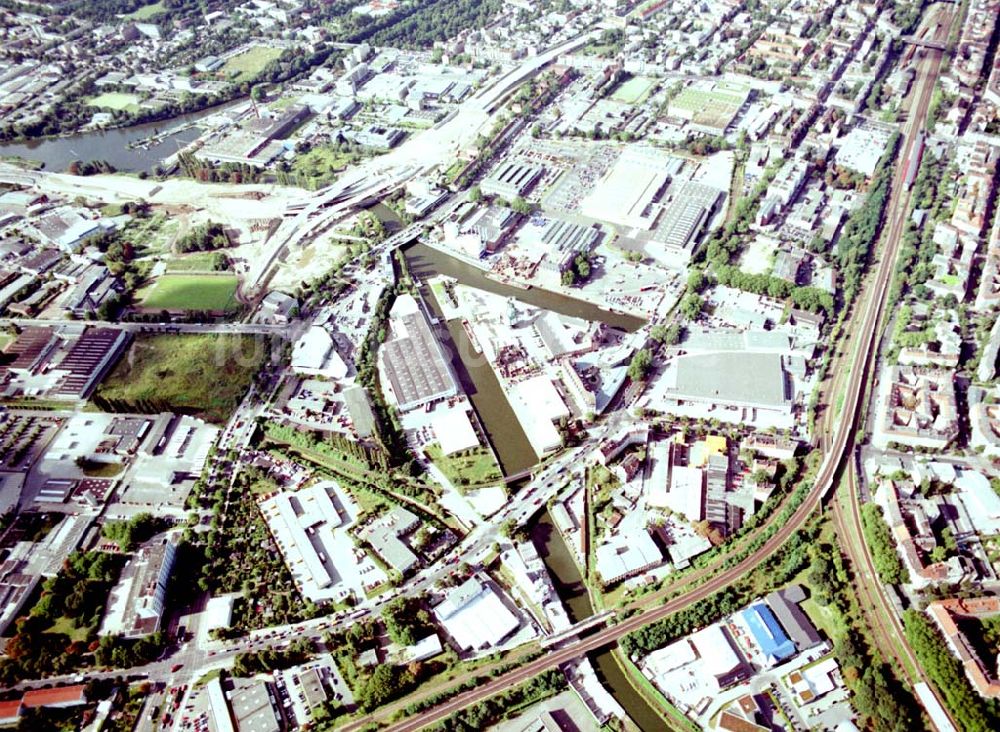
[531,511,668,732]
[0,101,242,173]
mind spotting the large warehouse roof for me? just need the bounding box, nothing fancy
[379,294,458,411]
[666,351,789,410]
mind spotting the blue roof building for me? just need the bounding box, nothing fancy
[740,602,796,665]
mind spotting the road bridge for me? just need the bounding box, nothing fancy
[900,35,946,51]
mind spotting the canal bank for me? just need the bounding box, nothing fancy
[405,241,644,479]
[531,511,676,732]
[421,278,538,477]
[403,243,645,332]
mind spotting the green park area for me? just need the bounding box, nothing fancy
[611,76,656,105]
[425,444,503,488]
[137,274,239,312]
[222,46,284,83]
[290,144,366,190]
[87,92,142,113]
[124,0,167,19]
[95,334,267,423]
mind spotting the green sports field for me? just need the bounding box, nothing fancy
[87,92,142,112]
[668,83,749,130]
[222,46,284,83]
[137,274,239,312]
[124,1,167,19]
[611,76,656,105]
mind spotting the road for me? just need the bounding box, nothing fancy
[349,7,955,731]
[0,317,292,337]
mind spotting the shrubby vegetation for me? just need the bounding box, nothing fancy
[807,539,918,731]
[903,609,1000,731]
[0,551,124,683]
[860,503,907,585]
[423,669,566,731]
[831,133,900,304]
[352,0,501,48]
[188,465,318,631]
[175,222,230,253]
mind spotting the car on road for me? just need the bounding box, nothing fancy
[171,664,184,673]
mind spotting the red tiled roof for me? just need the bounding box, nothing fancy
[0,699,21,720]
[21,685,86,708]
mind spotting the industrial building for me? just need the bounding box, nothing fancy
[480,160,545,199]
[657,351,792,420]
[378,294,459,412]
[739,602,797,666]
[101,536,177,638]
[291,325,349,380]
[834,121,893,177]
[581,147,683,229]
[443,204,520,257]
[196,105,311,167]
[357,504,421,575]
[595,530,663,584]
[259,483,346,602]
[434,575,521,652]
[650,181,722,262]
[525,218,602,274]
[0,325,129,400]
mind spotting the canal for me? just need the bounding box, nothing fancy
[532,511,669,732]
[403,243,645,332]
[405,242,644,478]
[0,101,243,173]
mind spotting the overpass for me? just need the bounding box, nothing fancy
[243,165,420,297]
[475,31,599,114]
[900,35,946,51]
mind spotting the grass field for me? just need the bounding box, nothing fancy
[426,444,502,488]
[46,615,92,643]
[96,334,267,423]
[222,46,284,83]
[124,0,166,19]
[138,274,239,312]
[611,76,656,105]
[166,251,225,273]
[87,92,141,112]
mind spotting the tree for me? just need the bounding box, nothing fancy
[356,664,415,712]
[468,185,482,203]
[101,513,161,552]
[680,293,703,320]
[627,348,653,381]
[510,196,532,214]
[687,269,706,293]
[650,323,682,345]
